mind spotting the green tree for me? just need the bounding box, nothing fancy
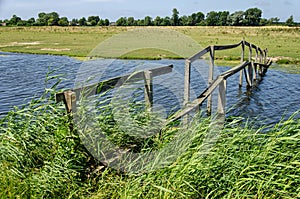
[171,8,179,26]
[98,18,110,26]
[78,17,87,26]
[206,11,219,26]
[286,15,295,26]
[35,12,59,26]
[244,8,262,26]
[47,12,60,26]
[116,17,127,26]
[70,18,78,26]
[98,19,105,26]
[104,19,110,26]
[127,17,135,26]
[144,16,152,26]
[27,17,35,26]
[179,15,189,26]
[35,12,47,25]
[16,20,28,26]
[58,17,69,26]
[267,17,280,25]
[217,11,229,26]
[9,14,21,25]
[88,16,100,26]
[228,11,245,26]
[161,17,171,26]
[259,18,268,26]
[195,12,205,25]
[153,16,162,26]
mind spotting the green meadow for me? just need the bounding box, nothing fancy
[0,26,299,66]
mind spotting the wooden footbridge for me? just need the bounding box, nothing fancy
[56,40,272,125]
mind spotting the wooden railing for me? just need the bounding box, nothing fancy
[56,40,272,126]
[169,40,272,123]
[55,64,173,114]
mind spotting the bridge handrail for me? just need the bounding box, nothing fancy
[181,40,272,123]
[55,64,173,113]
[55,39,272,127]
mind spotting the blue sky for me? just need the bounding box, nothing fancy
[0,0,299,22]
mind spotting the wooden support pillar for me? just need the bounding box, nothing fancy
[183,60,191,107]
[248,44,253,87]
[63,90,76,132]
[239,40,245,87]
[217,79,227,115]
[207,45,215,116]
[264,48,268,64]
[263,48,268,74]
[254,46,259,81]
[183,60,191,124]
[244,67,251,89]
[143,70,153,110]
[64,90,76,114]
[259,50,264,76]
[259,49,263,64]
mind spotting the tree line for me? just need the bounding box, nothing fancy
[0,8,297,27]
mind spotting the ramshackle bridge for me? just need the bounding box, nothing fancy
[56,40,272,125]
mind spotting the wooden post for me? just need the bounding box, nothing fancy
[264,48,268,64]
[217,79,227,115]
[243,66,252,89]
[63,90,76,132]
[64,90,76,113]
[259,49,263,64]
[239,40,245,87]
[183,60,191,106]
[248,44,253,87]
[207,45,214,116]
[183,59,191,124]
[259,49,264,75]
[253,46,259,81]
[144,70,153,110]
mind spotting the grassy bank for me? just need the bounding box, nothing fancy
[0,79,299,198]
[0,26,299,66]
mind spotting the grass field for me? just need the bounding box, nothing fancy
[0,26,299,66]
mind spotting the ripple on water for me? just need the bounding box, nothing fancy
[0,53,299,126]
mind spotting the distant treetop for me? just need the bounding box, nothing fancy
[0,8,297,27]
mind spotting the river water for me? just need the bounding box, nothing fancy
[0,52,299,126]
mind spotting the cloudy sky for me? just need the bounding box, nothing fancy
[0,0,299,22]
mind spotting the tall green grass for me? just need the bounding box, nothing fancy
[0,73,95,198]
[0,71,299,198]
[89,112,299,198]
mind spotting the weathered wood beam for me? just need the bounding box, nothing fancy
[56,64,173,104]
[143,70,153,110]
[188,46,211,63]
[207,45,215,116]
[168,61,249,122]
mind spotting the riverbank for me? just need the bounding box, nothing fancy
[0,26,299,66]
[0,90,299,198]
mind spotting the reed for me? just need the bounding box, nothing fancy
[0,70,299,198]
